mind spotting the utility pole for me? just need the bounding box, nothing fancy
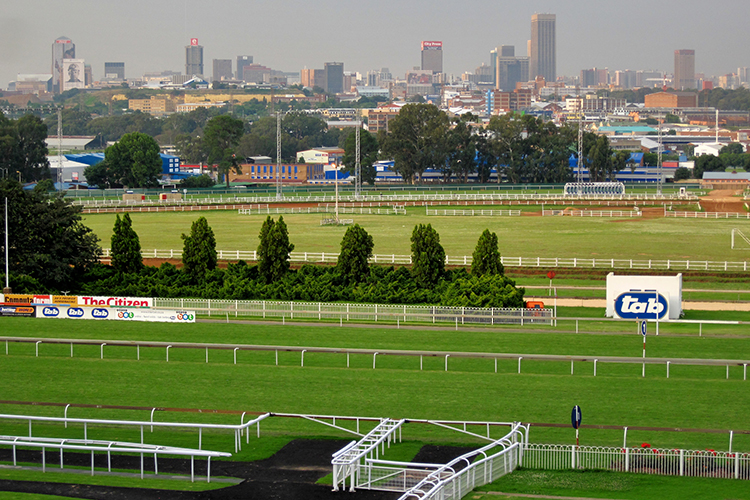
[355,109,362,200]
[276,111,282,200]
[3,197,10,294]
[657,114,663,196]
[57,107,63,190]
[577,86,584,185]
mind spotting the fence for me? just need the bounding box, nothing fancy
[238,206,406,216]
[542,209,641,217]
[100,249,750,272]
[522,443,750,480]
[666,211,750,219]
[425,209,521,216]
[397,423,527,499]
[151,298,552,326]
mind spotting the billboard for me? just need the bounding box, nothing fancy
[606,273,682,320]
[1,294,149,307]
[190,38,199,46]
[78,296,153,307]
[62,59,85,91]
[35,305,195,323]
[2,294,77,305]
[421,41,442,50]
[0,305,36,317]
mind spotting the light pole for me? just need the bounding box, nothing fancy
[16,171,21,183]
[4,196,10,294]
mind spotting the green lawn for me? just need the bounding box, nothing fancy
[81,209,750,262]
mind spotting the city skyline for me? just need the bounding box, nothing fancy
[3,0,750,89]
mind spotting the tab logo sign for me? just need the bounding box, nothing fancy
[614,292,668,320]
[92,308,109,319]
[42,307,60,317]
[66,307,85,318]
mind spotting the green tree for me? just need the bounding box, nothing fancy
[380,104,449,184]
[446,115,478,182]
[471,229,504,276]
[342,128,378,185]
[110,213,143,274]
[180,174,215,188]
[45,108,92,136]
[586,135,628,182]
[410,223,445,287]
[0,114,49,182]
[442,274,525,308]
[103,132,162,187]
[34,179,55,192]
[720,143,745,155]
[174,134,209,165]
[336,224,374,284]
[486,112,527,183]
[256,216,294,284]
[0,179,100,290]
[673,167,691,181]
[203,115,245,187]
[181,216,217,281]
[693,155,724,178]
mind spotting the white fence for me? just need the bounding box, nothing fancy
[239,206,406,216]
[425,209,521,216]
[666,211,750,219]
[101,248,750,272]
[523,443,750,480]
[151,298,552,326]
[542,209,641,218]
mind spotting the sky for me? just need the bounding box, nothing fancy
[3,0,750,88]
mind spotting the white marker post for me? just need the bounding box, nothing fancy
[640,319,647,378]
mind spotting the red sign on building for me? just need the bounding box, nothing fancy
[190,38,199,46]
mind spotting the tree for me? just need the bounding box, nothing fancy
[410,224,445,287]
[342,128,378,185]
[203,115,244,187]
[256,216,294,284]
[0,114,49,182]
[110,213,143,274]
[180,174,215,188]
[486,112,526,183]
[103,132,162,187]
[586,135,627,182]
[380,104,449,184]
[693,154,724,178]
[336,224,374,284]
[720,143,745,155]
[0,179,100,290]
[181,216,217,281]
[174,134,209,165]
[446,115,478,183]
[471,230,504,276]
[673,167,691,181]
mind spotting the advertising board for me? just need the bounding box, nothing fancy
[606,273,682,320]
[35,305,194,323]
[0,305,36,317]
[77,296,153,307]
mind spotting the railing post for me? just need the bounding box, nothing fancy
[625,448,629,472]
[679,449,684,476]
[518,357,522,374]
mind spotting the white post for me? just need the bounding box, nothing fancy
[623,427,628,448]
[518,357,522,374]
[373,352,378,369]
[594,359,597,376]
[667,361,670,378]
[445,354,449,372]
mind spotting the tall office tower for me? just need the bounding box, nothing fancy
[236,55,253,81]
[324,62,344,94]
[529,14,556,82]
[739,67,749,85]
[213,59,232,82]
[421,41,443,73]
[52,36,76,93]
[185,38,204,76]
[674,49,695,90]
[580,68,608,87]
[84,65,93,86]
[493,45,529,91]
[104,62,125,80]
[490,45,516,86]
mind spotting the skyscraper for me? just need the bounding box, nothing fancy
[185,38,204,77]
[236,55,253,81]
[421,41,443,74]
[493,46,529,91]
[529,14,556,83]
[52,36,75,93]
[104,62,125,80]
[213,59,232,82]
[674,49,696,90]
[324,62,344,94]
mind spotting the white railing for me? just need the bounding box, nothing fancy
[0,435,230,482]
[99,248,750,272]
[666,211,750,219]
[333,418,405,492]
[542,209,641,217]
[150,299,552,326]
[239,206,405,216]
[397,423,527,499]
[425,209,521,216]
[523,443,750,480]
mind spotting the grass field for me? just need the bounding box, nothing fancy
[81,208,750,262]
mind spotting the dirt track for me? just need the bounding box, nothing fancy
[699,189,747,213]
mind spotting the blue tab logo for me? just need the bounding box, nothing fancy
[92,308,109,319]
[67,307,84,318]
[42,307,60,317]
[614,292,668,320]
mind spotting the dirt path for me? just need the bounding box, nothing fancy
[699,189,747,213]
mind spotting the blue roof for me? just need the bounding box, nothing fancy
[598,125,656,134]
[324,170,350,180]
[66,153,105,165]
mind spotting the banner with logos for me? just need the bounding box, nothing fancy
[0,305,36,317]
[35,306,194,323]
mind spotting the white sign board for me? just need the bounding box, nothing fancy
[35,305,194,323]
[606,273,682,320]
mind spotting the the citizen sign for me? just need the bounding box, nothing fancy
[614,292,668,320]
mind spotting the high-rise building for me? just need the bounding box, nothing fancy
[52,36,75,93]
[301,68,325,89]
[236,55,253,81]
[490,46,516,86]
[493,46,529,91]
[674,49,695,90]
[529,14,556,83]
[421,41,443,74]
[104,62,125,80]
[324,62,344,94]
[580,68,608,87]
[185,38,204,76]
[213,59,232,82]
[615,70,637,89]
[739,67,749,85]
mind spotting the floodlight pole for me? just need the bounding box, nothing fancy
[276,111,282,200]
[657,114,663,197]
[355,110,362,200]
[4,197,9,293]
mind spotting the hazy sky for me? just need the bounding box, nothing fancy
[3,0,749,87]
